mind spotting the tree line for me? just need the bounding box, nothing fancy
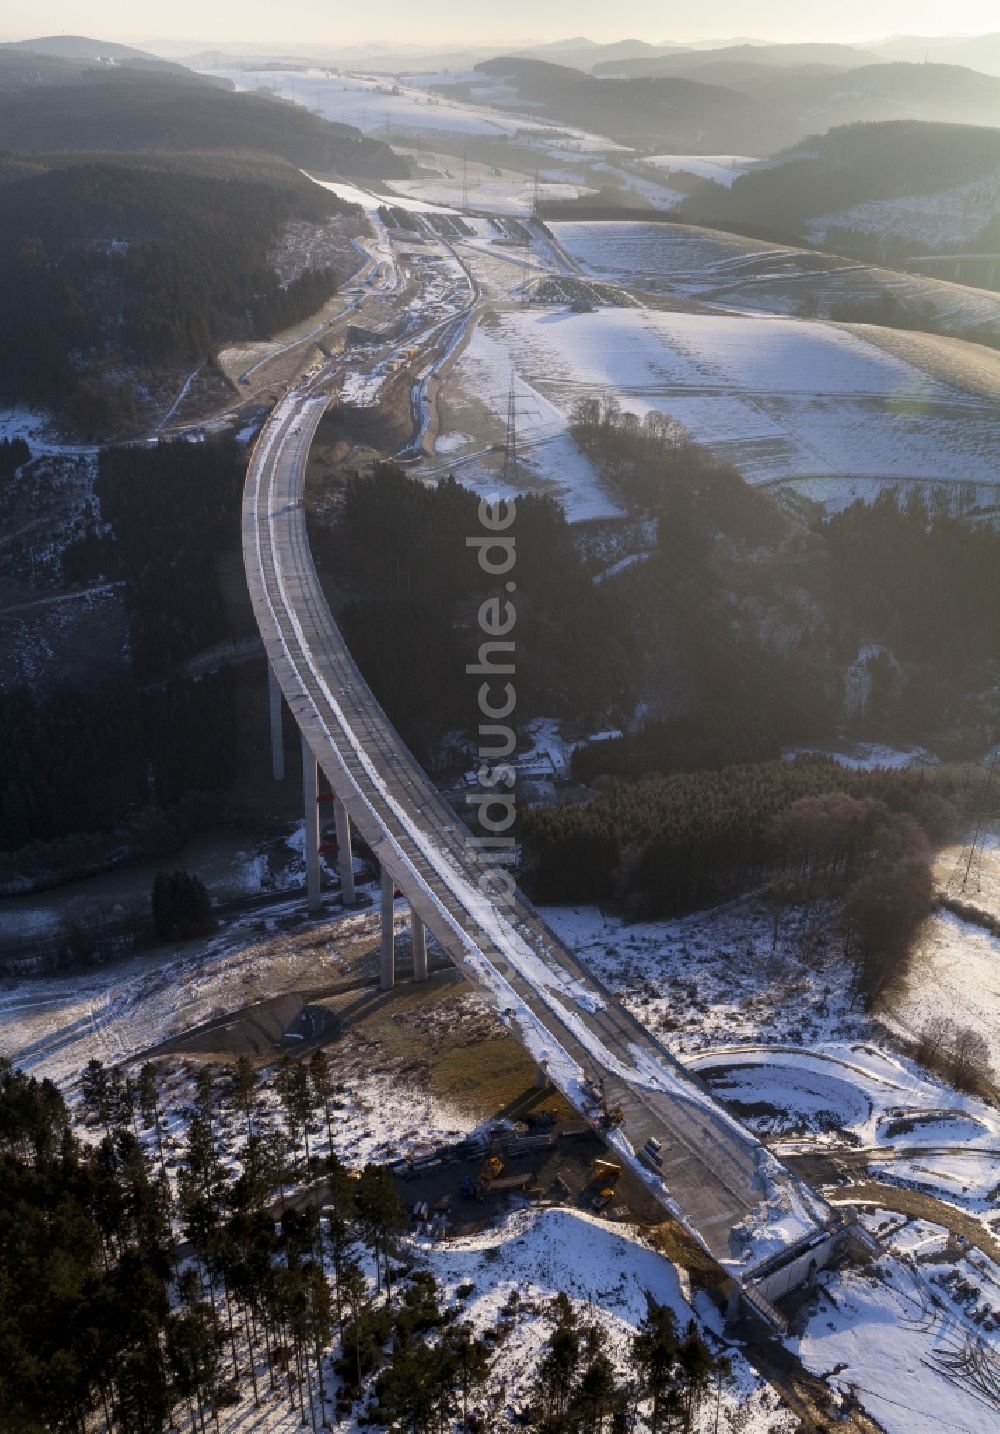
[0,1049,433,1431]
[520,756,958,998]
[0,65,407,178]
[0,434,29,476]
[2,439,250,861]
[77,437,247,681]
[0,158,353,424]
[0,1049,731,1434]
[0,668,237,853]
[249,266,338,339]
[317,465,638,759]
[680,121,1000,243]
[569,402,999,775]
[325,427,997,793]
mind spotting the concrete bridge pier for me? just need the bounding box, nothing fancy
[302,733,321,912]
[380,865,396,991]
[268,662,285,781]
[334,796,355,904]
[411,912,428,982]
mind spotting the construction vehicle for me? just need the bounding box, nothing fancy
[509,1133,556,1156]
[481,1155,504,1183]
[489,1171,535,1194]
[592,1159,622,1184]
[597,1078,625,1130]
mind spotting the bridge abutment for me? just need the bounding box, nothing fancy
[380,864,395,990]
[302,734,321,912]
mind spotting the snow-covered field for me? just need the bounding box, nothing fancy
[207,68,625,156]
[427,318,625,522]
[436,306,1000,490]
[420,1208,791,1434]
[885,839,1000,1078]
[805,169,1000,251]
[792,1241,1000,1434]
[0,894,371,1084]
[552,220,1000,331]
[4,861,999,1429]
[644,155,762,187]
[544,901,1000,1239]
[388,151,595,215]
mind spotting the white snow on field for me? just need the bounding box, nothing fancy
[644,154,761,186]
[420,1207,793,1433]
[792,1256,1000,1434]
[425,1205,689,1327]
[887,910,1000,1080]
[552,220,835,298]
[388,164,594,215]
[552,220,1000,331]
[435,318,625,521]
[208,68,624,154]
[0,898,382,1084]
[542,900,1000,1237]
[805,169,1000,251]
[685,1045,1000,1156]
[448,307,1000,486]
[586,160,686,210]
[870,1149,1000,1213]
[310,174,458,215]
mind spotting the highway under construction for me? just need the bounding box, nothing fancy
[242,192,847,1315]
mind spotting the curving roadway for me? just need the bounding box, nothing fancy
[241,272,831,1278]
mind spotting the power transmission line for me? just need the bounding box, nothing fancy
[951,752,998,895]
[503,374,519,483]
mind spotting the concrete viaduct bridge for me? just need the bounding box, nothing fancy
[243,379,850,1316]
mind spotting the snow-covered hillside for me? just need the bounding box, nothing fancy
[437,307,1000,496]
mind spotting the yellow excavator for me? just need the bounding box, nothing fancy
[480,1155,504,1183]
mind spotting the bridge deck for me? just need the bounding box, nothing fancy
[242,385,829,1270]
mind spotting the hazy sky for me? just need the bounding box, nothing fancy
[1,0,996,48]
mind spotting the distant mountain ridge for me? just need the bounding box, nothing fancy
[0,35,155,60]
[475,55,784,153]
[473,53,1000,157]
[593,41,880,76]
[679,119,1000,256]
[0,39,405,178]
[870,32,1000,77]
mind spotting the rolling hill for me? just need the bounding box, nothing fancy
[475,52,1000,158]
[871,31,1000,78]
[0,34,156,61]
[474,56,786,154]
[0,152,358,426]
[0,46,405,177]
[679,120,1000,257]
